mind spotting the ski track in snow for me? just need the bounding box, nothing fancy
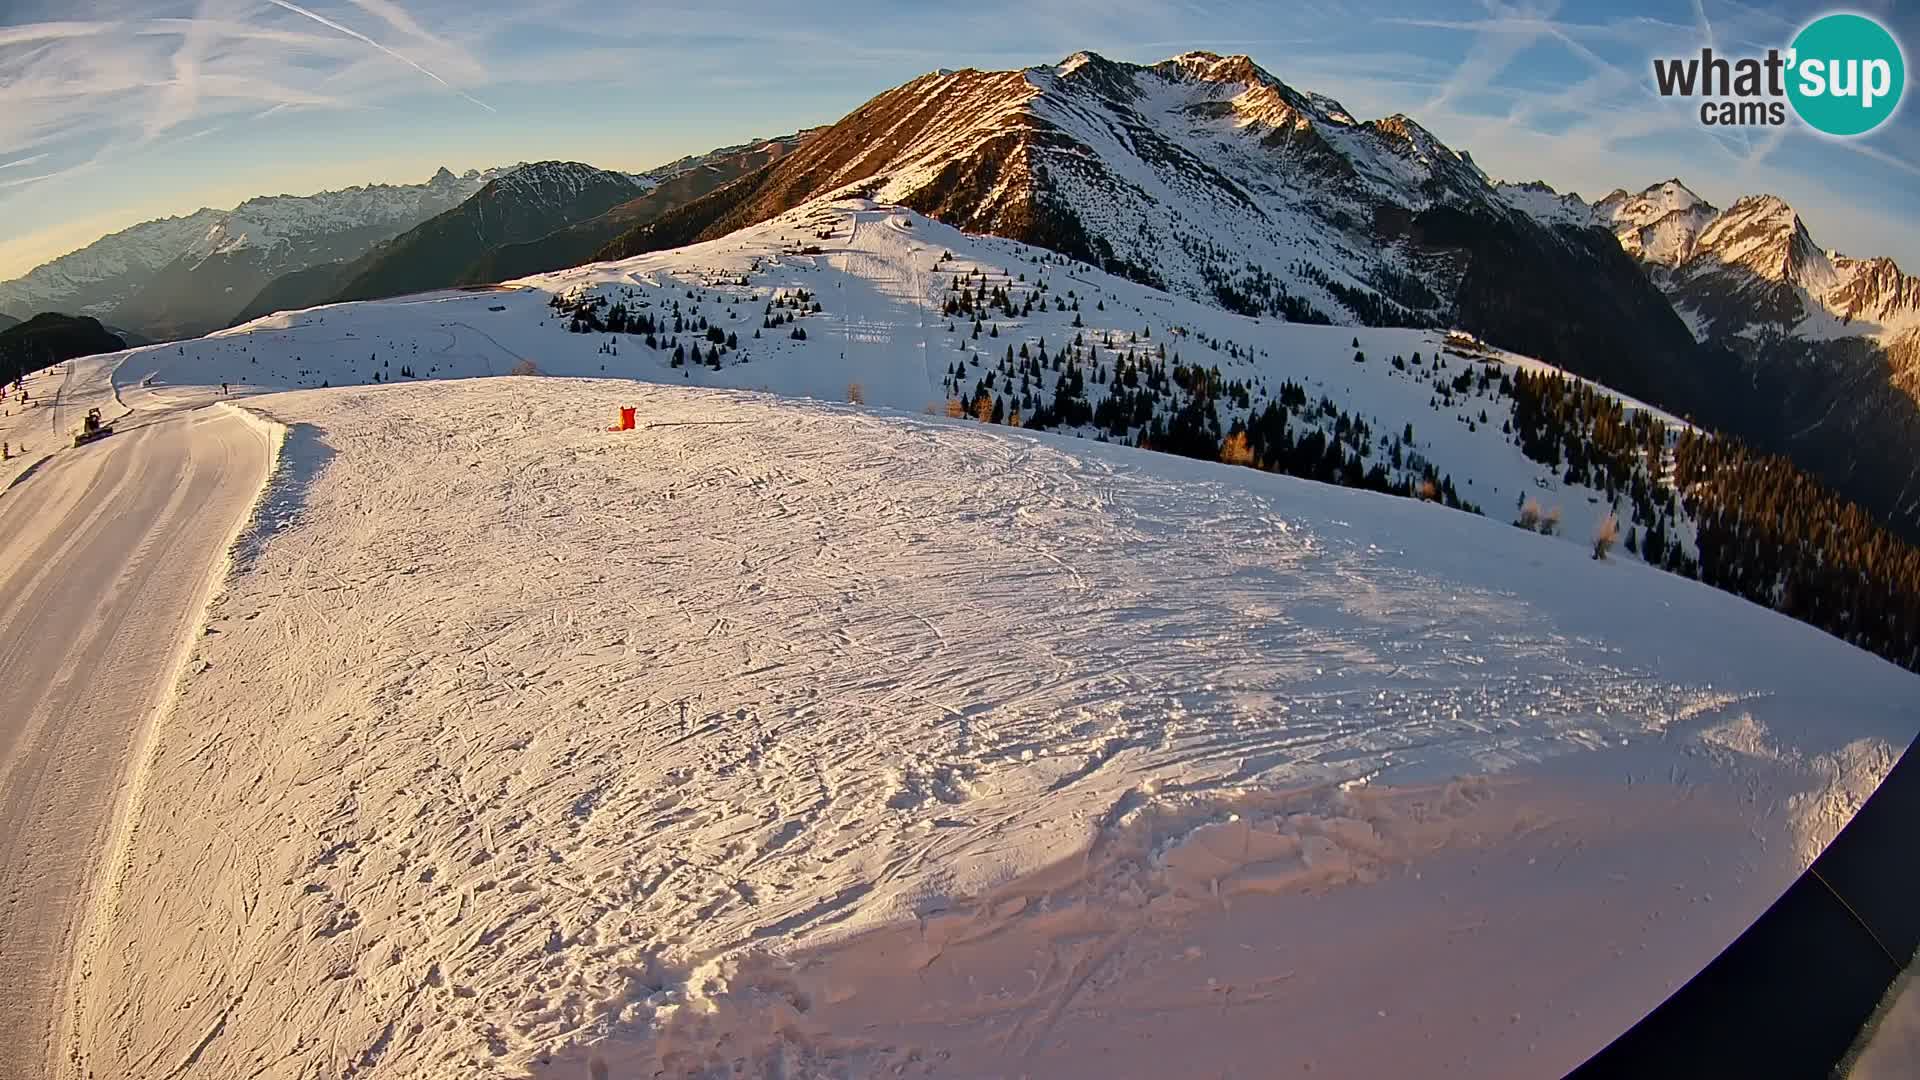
[62,373,1919,1079]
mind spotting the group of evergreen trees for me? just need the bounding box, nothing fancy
[1674,432,1920,669]
[941,266,1075,323]
[1502,364,1920,672]
[936,295,1482,518]
[0,314,127,385]
[547,282,822,371]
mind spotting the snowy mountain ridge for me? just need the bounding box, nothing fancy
[1500,177,1920,342]
[469,161,637,207]
[602,50,1576,331]
[642,130,825,185]
[0,209,230,317]
[185,166,512,263]
[0,169,507,323]
[1493,175,1920,538]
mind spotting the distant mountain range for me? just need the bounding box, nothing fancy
[229,161,651,320]
[0,137,810,344]
[461,134,807,287]
[0,168,509,340]
[230,134,807,325]
[6,52,1919,539]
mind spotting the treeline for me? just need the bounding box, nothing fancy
[0,314,127,385]
[1675,432,1920,669]
[944,325,1479,516]
[1506,365,1920,672]
[1506,368,1697,577]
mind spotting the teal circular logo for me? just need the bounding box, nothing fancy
[1788,13,1905,136]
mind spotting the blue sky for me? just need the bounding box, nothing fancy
[1,0,1915,281]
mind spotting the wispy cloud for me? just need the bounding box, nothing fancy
[0,170,63,189]
[0,0,498,236]
[0,20,118,47]
[264,0,495,111]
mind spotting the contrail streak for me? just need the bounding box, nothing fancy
[264,0,495,112]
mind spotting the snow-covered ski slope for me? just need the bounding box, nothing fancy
[125,198,1690,559]
[66,375,1917,1079]
[57,197,1917,1077]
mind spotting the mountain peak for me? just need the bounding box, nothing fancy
[479,162,645,208]
[1606,184,1920,339]
[1649,178,1708,210]
[1694,193,1835,291]
[1493,179,1595,228]
[1039,50,1144,100]
[430,166,458,186]
[1593,178,1719,266]
[1725,192,1794,221]
[1161,50,1264,81]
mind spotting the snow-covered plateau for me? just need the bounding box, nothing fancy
[26,200,1920,1078]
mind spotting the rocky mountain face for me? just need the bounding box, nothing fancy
[463,134,809,286]
[1500,178,1920,537]
[0,168,501,341]
[324,162,649,304]
[599,51,1734,431]
[603,52,1502,313]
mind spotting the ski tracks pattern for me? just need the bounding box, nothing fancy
[67,378,1911,1078]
